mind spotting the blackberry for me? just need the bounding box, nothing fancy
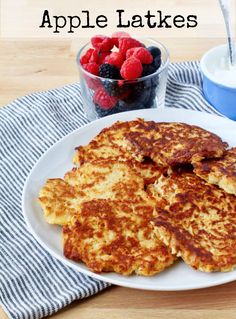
[153,57,161,70]
[103,80,130,97]
[147,46,161,59]
[125,81,151,105]
[99,64,120,79]
[95,103,117,117]
[150,70,159,86]
[147,46,162,71]
[116,100,144,112]
[145,88,157,108]
[134,80,152,94]
[142,64,156,77]
[103,81,120,96]
[115,100,131,112]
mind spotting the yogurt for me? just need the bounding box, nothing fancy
[213,55,236,87]
[202,43,236,88]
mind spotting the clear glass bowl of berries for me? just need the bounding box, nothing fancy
[77,33,169,121]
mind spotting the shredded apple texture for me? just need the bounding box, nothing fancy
[39,118,234,275]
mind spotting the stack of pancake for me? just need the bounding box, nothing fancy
[39,119,236,275]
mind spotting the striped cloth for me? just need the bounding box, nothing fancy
[0,61,219,319]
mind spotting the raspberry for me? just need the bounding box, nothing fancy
[80,48,94,65]
[86,77,101,90]
[120,57,143,80]
[91,35,113,52]
[83,62,99,76]
[105,52,124,68]
[118,38,143,57]
[111,31,131,48]
[93,87,118,109]
[89,49,99,63]
[84,50,110,65]
[98,52,110,65]
[126,48,136,59]
[126,47,153,64]
[99,63,120,79]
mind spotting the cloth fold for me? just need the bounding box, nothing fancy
[0,61,218,319]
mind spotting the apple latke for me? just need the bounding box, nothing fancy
[39,160,152,225]
[73,120,146,165]
[63,199,176,275]
[194,147,236,196]
[125,120,227,167]
[149,170,236,272]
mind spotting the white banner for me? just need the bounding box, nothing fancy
[0,0,235,38]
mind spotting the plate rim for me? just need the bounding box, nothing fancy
[22,107,236,291]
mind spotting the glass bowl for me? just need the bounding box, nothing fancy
[77,38,170,121]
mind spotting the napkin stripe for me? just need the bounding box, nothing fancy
[0,61,221,319]
[0,83,109,319]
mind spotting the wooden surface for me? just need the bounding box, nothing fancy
[0,37,224,107]
[2,34,236,319]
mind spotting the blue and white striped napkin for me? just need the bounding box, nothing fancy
[0,61,219,319]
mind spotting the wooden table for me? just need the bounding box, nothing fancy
[1,36,236,319]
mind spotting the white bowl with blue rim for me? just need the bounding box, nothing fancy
[200,44,236,120]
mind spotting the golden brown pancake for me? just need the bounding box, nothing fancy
[63,199,176,275]
[73,120,145,165]
[194,147,236,196]
[132,159,164,185]
[39,118,232,276]
[125,120,227,167]
[39,160,150,225]
[149,170,236,272]
[64,160,148,200]
[38,178,78,225]
[73,120,164,184]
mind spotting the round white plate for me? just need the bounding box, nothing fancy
[22,108,236,291]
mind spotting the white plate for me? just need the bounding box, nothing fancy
[22,108,236,291]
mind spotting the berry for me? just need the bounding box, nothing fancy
[103,81,120,96]
[118,38,143,57]
[147,46,161,59]
[141,64,156,77]
[124,80,151,106]
[115,100,133,112]
[111,31,131,47]
[98,52,110,65]
[126,47,153,64]
[117,99,145,112]
[86,77,101,90]
[99,63,120,79]
[83,62,99,75]
[153,57,162,70]
[80,48,94,65]
[151,73,159,87]
[146,88,157,108]
[89,49,99,63]
[91,35,113,52]
[105,52,124,68]
[103,80,129,97]
[133,81,152,98]
[120,57,143,80]
[126,48,137,59]
[95,103,117,117]
[93,87,118,109]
